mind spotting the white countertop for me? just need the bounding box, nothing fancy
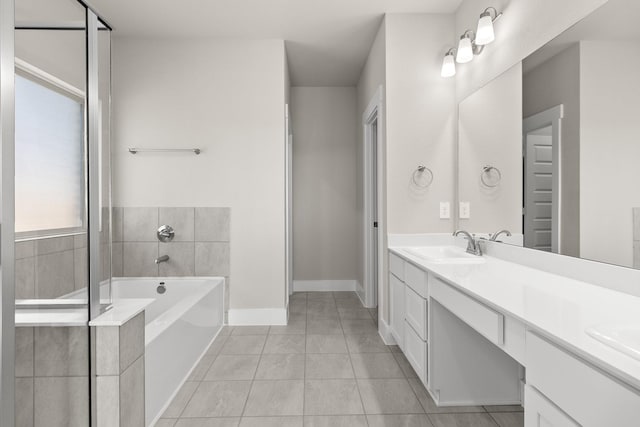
[390,245,640,390]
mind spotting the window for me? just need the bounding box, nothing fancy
[15,67,85,235]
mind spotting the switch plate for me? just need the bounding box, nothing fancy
[439,202,450,219]
[459,202,471,219]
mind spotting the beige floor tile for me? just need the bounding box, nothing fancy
[206,336,229,356]
[188,355,216,381]
[243,380,304,416]
[393,352,419,379]
[303,415,368,427]
[263,334,306,354]
[304,379,364,415]
[345,334,391,353]
[306,292,334,300]
[305,335,348,354]
[357,379,424,414]
[340,318,377,334]
[204,355,259,381]
[181,381,251,417]
[254,354,305,380]
[367,414,435,427]
[162,381,199,418]
[231,326,270,335]
[338,309,374,320]
[407,379,484,414]
[489,412,524,427]
[484,405,524,413]
[269,314,306,335]
[351,353,405,379]
[220,335,266,355]
[155,419,177,427]
[428,413,499,427]
[305,354,354,379]
[174,418,240,427]
[306,318,342,335]
[239,416,303,427]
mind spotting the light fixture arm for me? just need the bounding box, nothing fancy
[461,30,485,56]
[481,7,502,22]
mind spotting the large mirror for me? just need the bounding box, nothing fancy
[458,0,640,269]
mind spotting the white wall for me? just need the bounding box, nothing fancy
[454,0,608,101]
[290,86,358,281]
[580,41,640,268]
[458,63,522,234]
[112,37,287,312]
[523,44,581,256]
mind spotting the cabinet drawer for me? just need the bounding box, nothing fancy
[405,262,428,298]
[527,331,640,427]
[430,277,504,345]
[405,285,427,340]
[389,252,405,282]
[404,320,427,383]
[525,385,579,427]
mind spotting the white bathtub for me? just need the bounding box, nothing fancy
[110,277,225,426]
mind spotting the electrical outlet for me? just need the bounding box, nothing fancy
[459,202,471,219]
[439,202,450,219]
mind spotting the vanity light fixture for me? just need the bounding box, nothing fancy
[475,7,502,45]
[441,48,456,78]
[456,31,475,63]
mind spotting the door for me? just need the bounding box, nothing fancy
[523,105,563,253]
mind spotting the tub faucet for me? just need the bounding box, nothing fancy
[490,229,512,242]
[453,230,482,256]
[155,255,170,264]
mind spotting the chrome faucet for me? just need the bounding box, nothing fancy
[155,255,170,264]
[490,229,512,242]
[453,230,482,256]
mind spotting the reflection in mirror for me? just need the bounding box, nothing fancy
[459,0,640,269]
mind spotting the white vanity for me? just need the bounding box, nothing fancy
[388,238,640,427]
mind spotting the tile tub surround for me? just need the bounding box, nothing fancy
[15,326,90,427]
[156,292,523,427]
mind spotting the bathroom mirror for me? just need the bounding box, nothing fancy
[458,0,640,269]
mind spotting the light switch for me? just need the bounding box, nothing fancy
[439,202,450,219]
[459,202,471,219]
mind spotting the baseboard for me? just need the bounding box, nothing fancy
[378,318,397,345]
[293,280,357,292]
[228,308,287,326]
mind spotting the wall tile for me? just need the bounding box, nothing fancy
[195,207,230,242]
[159,242,195,276]
[97,376,119,427]
[15,257,35,299]
[15,377,34,427]
[112,243,124,277]
[123,207,158,242]
[16,240,35,259]
[123,243,159,277]
[120,312,145,373]
[96,326,120,376]
[159,207,195,242]
[34,376,89,427]
[15,327,34,378]
[34,327,88,377]
[74,248,88,292]
[195,242,230,276]
[36,236,74,256]
[113,207,124,243]
[35,251,75,298]
[120,356,145,427]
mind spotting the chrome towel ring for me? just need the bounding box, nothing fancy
[481,165,502,187]
[412,165,434,188]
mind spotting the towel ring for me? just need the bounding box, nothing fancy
[412,165,434,188]
[481,166,502,188]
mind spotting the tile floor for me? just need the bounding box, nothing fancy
[156,291,524,427]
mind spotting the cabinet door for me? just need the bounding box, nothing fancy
[525,385,579,427]
[390,274,405,349]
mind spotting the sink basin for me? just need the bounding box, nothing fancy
[586,325,640,361]
[404,246,485,264]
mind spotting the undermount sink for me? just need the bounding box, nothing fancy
[404,246,485,264]
[586,325,640,361]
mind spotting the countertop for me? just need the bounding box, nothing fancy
[390,245,640,391]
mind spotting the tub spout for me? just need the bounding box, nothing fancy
[155,255,170,264]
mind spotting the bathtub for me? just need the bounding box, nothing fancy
[109,277,225,425]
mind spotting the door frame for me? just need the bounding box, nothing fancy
[363,86,384,309]
[523,104,563,253]
[285,104,293,305]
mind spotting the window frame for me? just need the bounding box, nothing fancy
[14,58,87,239]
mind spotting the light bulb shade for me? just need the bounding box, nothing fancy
[456,36,474,63]
[476,13,495,45]
[441,53,456,77]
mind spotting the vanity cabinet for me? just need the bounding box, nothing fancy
[524,385,579,427]
[389,272,405,348]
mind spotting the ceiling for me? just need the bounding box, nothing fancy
[86,0,463,86]
[524,0,640,74]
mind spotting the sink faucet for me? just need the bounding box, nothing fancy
[490,229,512,242]
[453,230,482,256]
[155,255,170,264]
